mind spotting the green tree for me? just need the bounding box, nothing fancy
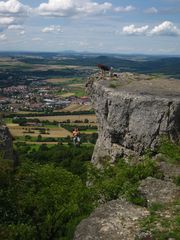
[84,119,89,123]
[25,135,32,141]
[0,162,93,240]
[37,134,42,142]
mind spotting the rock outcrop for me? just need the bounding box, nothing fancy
[74,199,149,240]
[86,73,180,164]
[138,177,180,206]
[74,73,180,240]
[0,122,13,160]
[74,176,179,240]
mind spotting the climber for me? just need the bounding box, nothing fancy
[72,128,81,146]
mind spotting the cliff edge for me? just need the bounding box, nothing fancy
[86,73,180,164]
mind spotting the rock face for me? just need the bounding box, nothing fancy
[86,73,180,164]
[74,199,149,240]
[0,123,13,160]
[138,177,180,206]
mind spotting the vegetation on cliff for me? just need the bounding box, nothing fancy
[0,138,179,239]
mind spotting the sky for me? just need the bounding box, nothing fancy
[0,0,180,54]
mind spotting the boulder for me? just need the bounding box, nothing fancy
[138,177,180,205]
[74,199,149,240]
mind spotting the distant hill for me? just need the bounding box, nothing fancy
[11,53,180,79]
[0,52,180,80]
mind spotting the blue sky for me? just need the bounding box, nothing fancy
[0,0,180,54]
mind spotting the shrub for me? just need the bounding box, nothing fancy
[158,137,180,164]
[87,158,161,206]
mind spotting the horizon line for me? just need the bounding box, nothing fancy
[0,50,180,57]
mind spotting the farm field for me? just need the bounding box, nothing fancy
[61,104,92,112]
[60,92,75,97]
[7,124,71,138]
[69,83,84,87]
[44,77,75,84]
[15,141,60,145]
[27,114,97,123]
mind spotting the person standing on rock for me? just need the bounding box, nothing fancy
[97,64,113,77]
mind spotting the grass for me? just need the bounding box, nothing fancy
[72,89,86,97]
[81,129,97,134]
[88,157,161,206]
[3,118,13,124]
[58,88,86,98]
[140,202,180,240]
[158,137,180,165]
[42,124,59,129]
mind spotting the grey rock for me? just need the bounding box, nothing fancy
[138,177,180,205]
[86,73,180,164]
[157,160,180,181]
[74,199,149,240]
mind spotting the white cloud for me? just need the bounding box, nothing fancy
[19,30,25,35]
[42,25,63,33]
[8,24,23,30]
[114,5,136,13]
[0,0,30,31]
[150,21,180,36]
[0,33,6,40]
[123,24,149,35]
[0,0,30,16]
[122,21,180,37]
[0,16,15,25]
[37,0,112,17]
[144,7,158,14]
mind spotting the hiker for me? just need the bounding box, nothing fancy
[97,64,113,78]
[72,128,81,146]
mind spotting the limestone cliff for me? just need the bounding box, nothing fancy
[86,73,180,164]
[0,121,13,160]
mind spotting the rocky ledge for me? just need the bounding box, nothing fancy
[74,199,149,240]
[74,177,180,240]
[86,73,180,164]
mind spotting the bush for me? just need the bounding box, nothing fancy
[16,144,94,181]
[87,158,161,206]
[158,137,180,164]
